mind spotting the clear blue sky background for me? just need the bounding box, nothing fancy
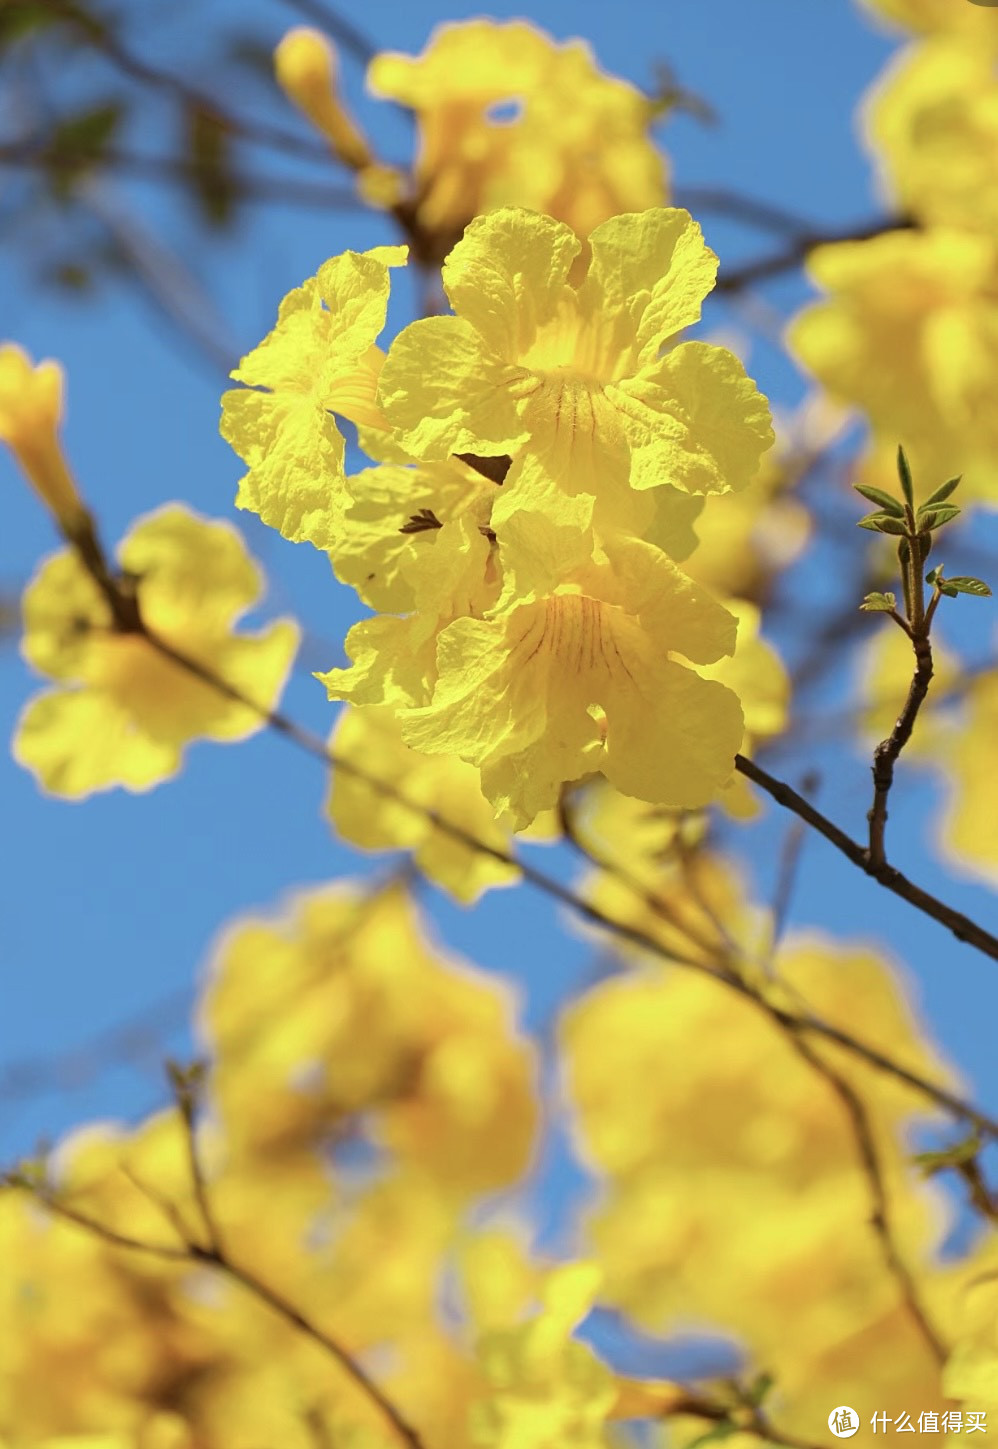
[1,0,996,1277]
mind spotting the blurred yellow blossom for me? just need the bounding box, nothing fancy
[326,705,518,902]
[367,19,667,256]
[938,669,998,883]
[866,39,998,233]
[201,880,538,1194]
[468,1262,616,1448]
[13,505,297,798]
[788,229,998,507]
[0,342,83,525]
[560,932,957,1440]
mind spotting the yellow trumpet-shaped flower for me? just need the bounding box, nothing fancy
[368,18,667,252]
[0,343,83,525]
[14,505,298,798]
[866,38,998,233]
[220,245,406,547]
[391,537,744,830]
[378,208,773,543]
[788,228,998,506]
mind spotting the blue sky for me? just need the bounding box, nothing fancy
[1,0,996,1252]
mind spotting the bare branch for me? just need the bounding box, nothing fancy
[714,213,914,294]
[735,754,998,962]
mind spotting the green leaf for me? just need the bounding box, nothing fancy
[744,1373,775,1408]
[896,444,915,507]
[943,576,992,598]
[853,484,905,517]
[914,1134,981,1176]
[922,475,962,508]
[860,591,898,612]
[858,512,908,535]
[0,3,57,45]
[916,504,961,531]
[44,102,123,192]
[685,1423,740,1449]
[183,101,240,229]
[925,565,942,586]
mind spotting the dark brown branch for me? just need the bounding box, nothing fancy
[5,1174,426,1449]
[38,0,333,164]
[735,754,998,962]
[0,140,363,210]
[769,772,819,954]
[868,630,933,867]
[663,1389,827,1449]
[785,1031,946,1365]
[674,186,815,236]
[714,213,914,294]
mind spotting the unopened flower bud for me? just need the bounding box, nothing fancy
[0,343,85,528]
[275,27,373,171]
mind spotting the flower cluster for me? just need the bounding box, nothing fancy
[791,1,998,506]
[275,18,669,261]
[222,207,774,833]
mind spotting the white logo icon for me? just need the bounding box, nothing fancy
[828,1406,860,1439]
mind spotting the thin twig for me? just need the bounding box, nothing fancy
[39,0,333,164]
[784,1031,947,1366]
[556,794,725,965]
[5,1118,428,1449]
[662,1390,827,1449]
[76,178,238,374]
[714,213,914,294]
[868,629,933,868]
[769,772,819,956]
[674,186,814,237]
[0,140,364,210]
[735,755,998,961]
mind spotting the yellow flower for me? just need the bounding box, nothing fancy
[860,0,998,46]
[393,537,744,830]
[220,245,406,547]
[379,208,773,530]
[560,931,956,1437]
[0,342,84,525]
[469,1262,616,1449]
[201,881,538,1194]
[326,705,519,902]
[14,505,298,797]
[788,228,998,507]
[866,38,998,233]
[938,670,998,883]
[367,19,667,254]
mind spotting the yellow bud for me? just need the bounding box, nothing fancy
[0,343,84,526]
[274,26,373,170]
